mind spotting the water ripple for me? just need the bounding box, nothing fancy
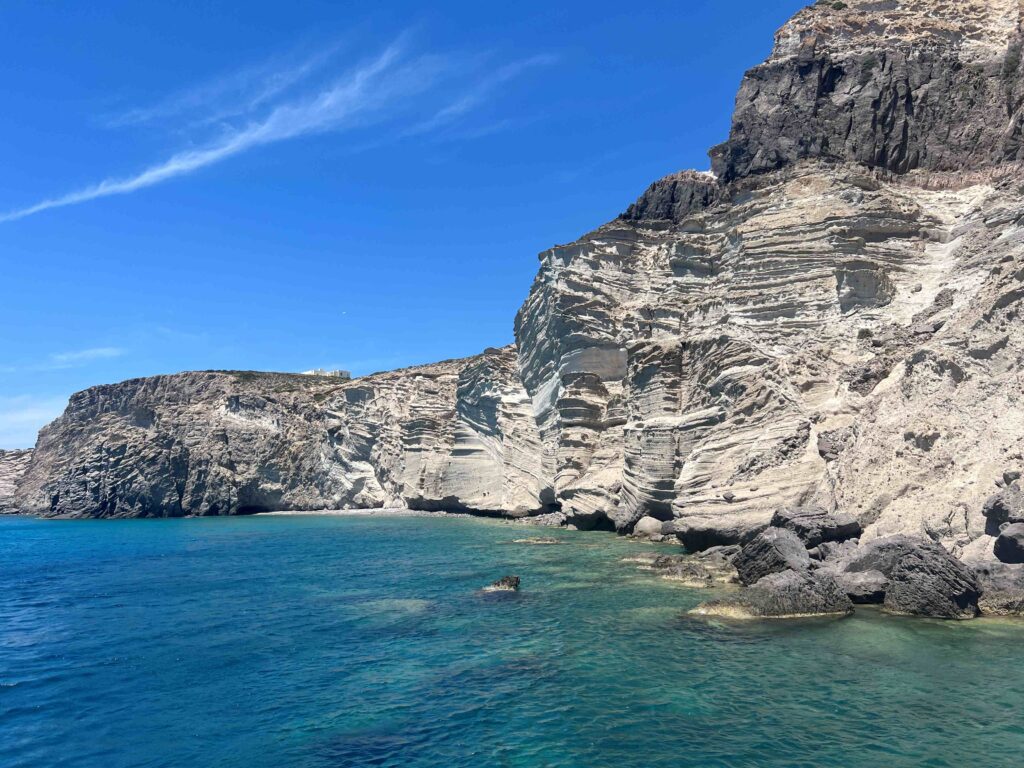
[2,514,1023,768]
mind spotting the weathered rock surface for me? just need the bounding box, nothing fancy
[0,449,32,514]
[826,535,979,617]
[628,546,740,588]
[834,570,888,605]
[994,522,1024,563]
[771,506,861,548]
[983,482,1024,535]
[16,348,554,518]
[691,570,854,620]
[712,0,1024,180]
[13,0,1024,584]
[973,560,1024,616]
[809,534,981,618]
[733,527,811,586]
[883,541,980,619]
[631,515,667,538]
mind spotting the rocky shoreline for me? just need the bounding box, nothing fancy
[5,1,1024,624]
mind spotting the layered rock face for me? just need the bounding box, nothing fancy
[15,348,551,518]
[0,449,32,514]
[14,0,1024,566]
[514,0,1024,551]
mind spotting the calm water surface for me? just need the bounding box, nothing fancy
[2,513,1023,768]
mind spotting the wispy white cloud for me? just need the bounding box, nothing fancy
[0,395,68,449]
[404,53,556,136]
[103,42,345,129]
[50,347,125,365]
[1,40,555,224]
[1,44,407,223]
[0,346,126,374]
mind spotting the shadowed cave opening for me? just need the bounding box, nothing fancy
[236,505,273,515]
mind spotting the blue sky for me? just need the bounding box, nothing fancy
[0,0,807,448]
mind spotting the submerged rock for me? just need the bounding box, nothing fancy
[636,547,740,588]
[691,570,854,620]
[733,527,810,586]
[511,537,563,546]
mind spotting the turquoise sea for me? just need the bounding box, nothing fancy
[2,513,1023,768]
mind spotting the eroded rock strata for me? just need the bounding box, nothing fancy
[0,449,32,514]
[13,0,1024,606]
[16,348,551,518]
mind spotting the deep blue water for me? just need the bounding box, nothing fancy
[3,513,1024,768]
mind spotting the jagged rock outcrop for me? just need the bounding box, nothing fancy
[0,449,32,514]
[512,0,1024,548]
[16,348,553,518]
[883,539,981,618]
[994,522,1024,563]
[983,481,1024,535]
[733,527,811,586]
[972,560,1024,615]
[771,506,861,548]
[711,0,1024,180]
[13,0,1024,569]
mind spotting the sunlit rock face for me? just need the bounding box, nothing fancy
[512,0,1024,545]
[15,0,1024,558]
[0,450,32,514]
[517,157,1024,546]
[16,348,553,518]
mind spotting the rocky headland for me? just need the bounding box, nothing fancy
[8,0,1024,619]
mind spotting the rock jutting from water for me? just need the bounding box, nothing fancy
[9,0,1024,617]
[691,520,982,620]
[485,576,521,592]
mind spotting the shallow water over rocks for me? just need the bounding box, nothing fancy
[3,514,1023,767]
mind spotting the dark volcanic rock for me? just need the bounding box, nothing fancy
[669,520,766,552]
[637,546,740,587]
[808,538,859,563]
[983,483,1024,536]
[840,535,921,576]
[622,171,722,222]
[973,561,1024,616]
[711,3,1024,181]
[691,570,854,619]
[834,570,888,605]
[733,527,811,586]
[994,523,1024,564]
[883,541,980,619]
[822,535,980,614]
[770,506,861,548]
[486,575,520,592]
